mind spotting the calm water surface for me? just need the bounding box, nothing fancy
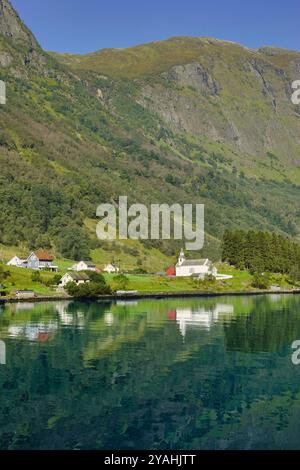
[1,294,300,450]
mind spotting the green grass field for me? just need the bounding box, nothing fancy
[0,265,56,295]
[104,264,253,293]
[0,259,297,299]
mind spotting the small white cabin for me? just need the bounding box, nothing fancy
[7,256,26,267]
[70,261,96,272]
[60,272,90,287]
[103,264,119,274]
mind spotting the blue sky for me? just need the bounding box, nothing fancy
[11,0,300,54]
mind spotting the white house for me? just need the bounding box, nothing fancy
[175,250,217,279]
[59,272,90,287]
[26,250,58,271]
[7,256,26,267]
[8,250,58,271]
[69,261,96,272]
[103,263,119,274]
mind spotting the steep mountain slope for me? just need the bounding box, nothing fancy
[54,37,300,184]
[0,0,38,47]
[0,0,300,268]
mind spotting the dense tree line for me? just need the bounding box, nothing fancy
[222,230,300,274]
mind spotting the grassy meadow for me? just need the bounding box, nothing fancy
[0,257,297,299]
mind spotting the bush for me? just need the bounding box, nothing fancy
[289,264,300,284]
[31,271,42,283]
[42,273,61,287]
[204,274,216,282]
[65,282,79,297]
[87,272,106,284]
[52,273,62,285]
[127,268,147,275]
[65,278,111,298]
[0,265,11,282]
[251,272,270,290]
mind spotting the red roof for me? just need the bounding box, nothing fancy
[35,249,54,261]
[166,266,176,277]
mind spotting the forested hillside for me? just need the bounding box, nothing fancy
[222,230,300,275]
[1,0,300,267]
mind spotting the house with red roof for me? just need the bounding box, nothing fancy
[25,250,58,271]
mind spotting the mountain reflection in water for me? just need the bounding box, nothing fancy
[0,294,300,450]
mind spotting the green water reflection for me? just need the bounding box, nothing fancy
[0,294,300,450]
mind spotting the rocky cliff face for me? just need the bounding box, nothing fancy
[53,36,300,183]
[0,0,39,47]
[0,0,57,76]
[136,44,300,171]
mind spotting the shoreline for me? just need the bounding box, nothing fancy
[1,288,300,304]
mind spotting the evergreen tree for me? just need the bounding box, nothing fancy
[222,230,300,274]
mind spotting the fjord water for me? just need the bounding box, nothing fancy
[1,295,300,450]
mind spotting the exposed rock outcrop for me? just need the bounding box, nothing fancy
[0,0,39,48]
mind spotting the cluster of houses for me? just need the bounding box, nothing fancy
[6,248,231,293]
[68,260,119,274]
[7,250,120,288]
[7,250,59,272]
[7,251,119,273]
[59,260,120,287]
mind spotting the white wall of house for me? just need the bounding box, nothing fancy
[175,251,217,278]
[72,261,96,272]
[176,263,212,277]
[7,256,24,267]
[27,253,40,270]
[103,264,119,274]
[39,260,54,269]
[60,274,74,287]
[24,253,57,271]
[60,273,90,287]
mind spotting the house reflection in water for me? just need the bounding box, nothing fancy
[8,322,58,342]
[5,301,87,343]
[116,300,138,307]
[105,312,114,326]
[14,302,37,312]
[168,303,234,337]
[56,302,85,329]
